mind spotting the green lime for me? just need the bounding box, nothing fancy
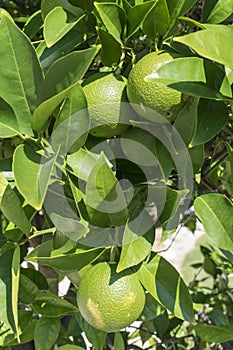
[127,51,186,121]
[77,262,145,332]
[83,73,129,138]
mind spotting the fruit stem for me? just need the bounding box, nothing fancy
[110,246,116,262]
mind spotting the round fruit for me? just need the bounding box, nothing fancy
[83,73,129,138]
[77,262,145,332]
[127,51,185,121]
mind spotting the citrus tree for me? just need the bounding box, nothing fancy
[0,0,233,349]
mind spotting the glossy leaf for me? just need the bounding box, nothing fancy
[41,0,80,18]
[49,213,89,242]
[11,246,20,339]
[114,332,125,350]
[94,2,126,44]
[98,29,122,67]
[126,1,156,39]
[44,6,85,47]
[0,173,32,233]
[165,0,186,35]
[76,313,107,350]
[23,10,43,39]
[13,144,57,210]
[189,144,204,174]
[194,193,233,251]
[67,148,99,181]
[146,57,232,99]
[33,292,78,317]
[174,97,198,145]
[190,99,229,147]
[142,0,169,37]
[138,254,194,322]
[159,187,190,232]
[203,0,233,24]
[18,274,41,304]
[0,10,43,136]
[174,28,233,70]
[86,152,128,227]
[58,346,86,350]
[52,84,89,155]
[26,240,105,270]
[195,324,233,342]
[0,247,20,337]
[117,217,154,272]
[39,29,85,72]
[0,98,20,138]
[32,46,100,131]
[34,317,60,350]
[0,310,34,347]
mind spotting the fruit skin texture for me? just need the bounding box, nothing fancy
[77,262,145,332]
[127,51,185,121]
[83,73,129,138]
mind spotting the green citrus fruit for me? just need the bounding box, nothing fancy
[77,262,145,332]
[127,51,185,121]
[83,73,129,138]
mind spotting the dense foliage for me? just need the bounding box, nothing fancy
[0,0,233,349]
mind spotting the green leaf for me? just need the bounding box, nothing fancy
[86,152,128,227]
[174,28,233,70]
[142,0,169,38]
[32,46,100,131]
[58,346,86,350]
[11,246,20,340]
[0,310,34,347]
[195,324,233,343]
[49,213,89,242]
[39,29,86,72]
[146,57,232,99]
[44,6,85,47]
[190,99,229,147]
[25,240,105,271]
[174,97,198,145]
[67,148,99,181]
[94,2,126,44]
[23,10,43,39]
[13,144,57,210]
[76,313,107,350]
[117,218,154,272]
[126,1,156,39]
[203,0,233,24]
[140,293,159,321]
[0,10,43,135]
[53,84,89,154]
[41,0,81,18]
[33,292,78,317]
[165,0,186,35]
[189,144,204,174]
[194,193,233,251]
[34,317,60,350]
[98,29,122,67]
[18,274,41,304]
[159,187,190,232]
[21,267,49,290]
[114,332,125,350]
[0,173,32,234]
[0,98,20,138]
[0,247,21,337]
[138,254,194,322]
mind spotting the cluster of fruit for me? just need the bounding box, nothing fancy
[77,51,186,333]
